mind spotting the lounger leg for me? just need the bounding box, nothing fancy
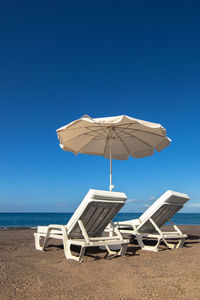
[79,246,86,262]
[42,229,51,250]
[176,238,185,248]
[105,243,128,257]
[117,244,128,257]
[136,235,161,252]
[34,233,50,251]
[163,238,185,250]
[135,235,145,249]
[64,241,79,261]
[34,228,53,251]
[105,245,118,255]
[62,227,82,261]
[34,233,44,251]
[162,239,176,250]
[63,241,85,262]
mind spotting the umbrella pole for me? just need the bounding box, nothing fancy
[109,141,114,192]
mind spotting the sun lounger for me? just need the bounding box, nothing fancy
[115,190,190,252]
[34,189,129,262]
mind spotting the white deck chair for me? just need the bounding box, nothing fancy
[34,189,129,262]
[115,190,190,252]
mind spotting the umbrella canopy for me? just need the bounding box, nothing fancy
[56,115,171,191]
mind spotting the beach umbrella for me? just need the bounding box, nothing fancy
[56,115,171,191]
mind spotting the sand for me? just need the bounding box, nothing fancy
[0,225,200,300]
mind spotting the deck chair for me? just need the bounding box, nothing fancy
[115,190,190,252]
[34,189,129,262]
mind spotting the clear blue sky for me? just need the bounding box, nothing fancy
[0,1,200,212]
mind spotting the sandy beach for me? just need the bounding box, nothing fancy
[0,225,199,300]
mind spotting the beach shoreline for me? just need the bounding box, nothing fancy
[0,225,200,299]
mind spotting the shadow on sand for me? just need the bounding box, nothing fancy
[44,242,139,260]
[43,232,200,260]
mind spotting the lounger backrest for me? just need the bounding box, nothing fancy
[137,190,190,233]
[66,189,127,238]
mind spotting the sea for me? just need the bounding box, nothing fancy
[0,213,200,229]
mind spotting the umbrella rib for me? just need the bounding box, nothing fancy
[77,127,109,137]
[116,128,154,150]
[123,128,165,138]
[60,127,109,144]
[62,125,109,133]
[63,123,166,138]
[110,123,166,138]
[112,128,131,156]
[77,126,110,154]
[77,135,100,153]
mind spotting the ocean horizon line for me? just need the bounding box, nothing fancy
[0,212,200,227]
[1,212,199,214]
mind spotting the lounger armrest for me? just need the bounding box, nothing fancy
[46,225,68,235]
[47,224,66,229]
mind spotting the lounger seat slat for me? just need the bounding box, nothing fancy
[88,204,119,234]
[98,204,124,233]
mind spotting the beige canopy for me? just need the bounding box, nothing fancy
[57,115,171,191]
